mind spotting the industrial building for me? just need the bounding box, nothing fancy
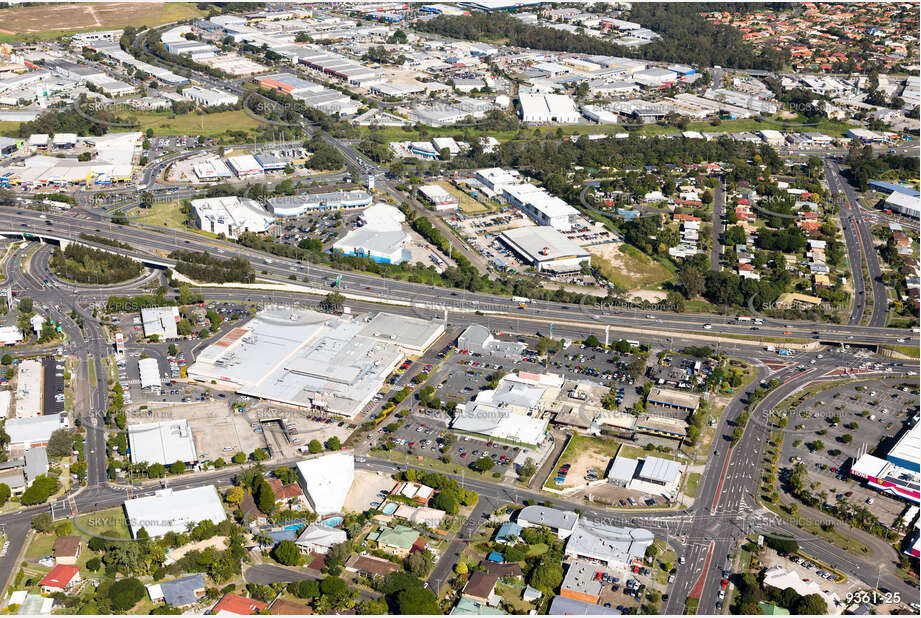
[451,372,560,446]
[456,324,526,360]
[502,182,580,231]
[225,154,264,178]
[332,203,410,264]
[14,359,43,418]
[564,518,655,568]
[258,72,322,96]
[418,184,460,211]
[127,420,198,467]
[519,93,580,123]
[646,387,700,415]
[560,560,604,605]
[123,485,227,538]
[296,453,355,515]
[141,306,180,340]
[267,190,373,216]
[182,86,239,107]
[187,308,444,418]
[138,357,161,391]
[499,226,590,273]
[884,191,921,219]
[5,414,66,454]
[190,196,274,239]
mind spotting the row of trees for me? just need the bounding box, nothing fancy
[168,250,255,284]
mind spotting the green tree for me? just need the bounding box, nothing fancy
[793,593,827,615]
[320,576,350,605]
[296,579,320,599]
[272,540,302,566]
[252,448,269,462]
[169,461,186,475]
[325,436,341,451]
[21,475,59,505]
[148,463,166,478]
[308,439,323,454]
[0,354,11,365]
[231,452,247,464]
[0,483,9,507]
[530,560,564,592]
[109,578,145,611]
[32,512,54,533]
[395,586,440,614]
[471,457,493,472]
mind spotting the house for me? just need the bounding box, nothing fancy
[147,574,207,608]
[38,564,81,594]
[775,292,822,310]
[367,525,420,557]
[463,571,500,604]
[345,554,400,578]
[211,593,268,615]
[240,492,266,526]
[267,478,304,505]
[494,522,522,544]
[52,536,82,566]
[295,523,347,555]
[758,603,790,615]
[451,596,507,615]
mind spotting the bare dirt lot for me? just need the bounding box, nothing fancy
[0,3,202,37]
[343,470,397,513]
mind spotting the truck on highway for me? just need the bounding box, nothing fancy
[737,316,752,323]
[512,296,531,304]
[778,349,792,356]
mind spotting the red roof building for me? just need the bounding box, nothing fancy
[211,593,268,615]
[39,565,81,592]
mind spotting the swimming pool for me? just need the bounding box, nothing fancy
[321,516,344,527]
[381,503,397,515]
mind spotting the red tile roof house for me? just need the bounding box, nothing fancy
[39,564,81,594]
[267,479,304,506]
[210,593,268,615]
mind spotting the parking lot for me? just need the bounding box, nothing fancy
[781,377,919,526]
[42,355,65,415]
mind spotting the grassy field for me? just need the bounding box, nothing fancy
[881,344,920,358]
[72,506,132,540]
[116,110,264,138]
[617,444,684,463]
[0,3,205,42]
[436,181,492,214]
[684,472,701,498]
[126,200,190,231]
[24,533,56,560]
[591,244,675,290]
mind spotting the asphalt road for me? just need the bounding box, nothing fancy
[823,158,889,327]
[711,178,724,271]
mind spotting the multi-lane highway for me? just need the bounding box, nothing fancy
[0,208,916,351]
[824,158,890,327]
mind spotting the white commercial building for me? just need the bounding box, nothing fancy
[141,306,180,340]
[138,357,161,390]
[127,420,198,467]
[296,453,355,515]
[885,191,921,219]
[123,486,227,538]
[499,226,590,273]
[225,154,264,178]
[519,93,581,123]
[182,85,239,107]
[267,190,372,216]
[502,182,580,231]
[190,196,273,239]
[0,326,23,346]
[564,518,655,568]
[187,308,444,418]
[418,185,459,211]
[5,414,66,452]
[14,359,43,418]
[333,203,410,264]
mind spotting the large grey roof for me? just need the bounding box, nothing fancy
[637,456,681,484]
[160,574,206,607]
[24,446,48,482]
[549,596,620,615]
[564,519,654,566]
[518,505,578,532]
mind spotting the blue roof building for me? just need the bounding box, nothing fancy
[486,551,504,563]
[868,181,920,198]
[495,522,522,544]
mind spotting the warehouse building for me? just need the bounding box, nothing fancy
[127,420,198,467]
[885,191,921,219]
[123,486,226,538]
[560,560,604,605]
[499,226,590,273]
[258,72,322,96]
[296,453,354,515]
[333,203,409,264]
[182,86,239,107]
[225,154,263,178]
[267,190,372,216]
[191,196,274,238]
[456,324,526,360]
[502,182,580,231]
[5,414,66,454]
[141,306,180,340]
[646,387,700,415]
[418,184,459,211]
[564,518,654,568]
[517,505,579,539]
[519,93,580,123]
[138,357,161,391]
[187,308,443,418]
